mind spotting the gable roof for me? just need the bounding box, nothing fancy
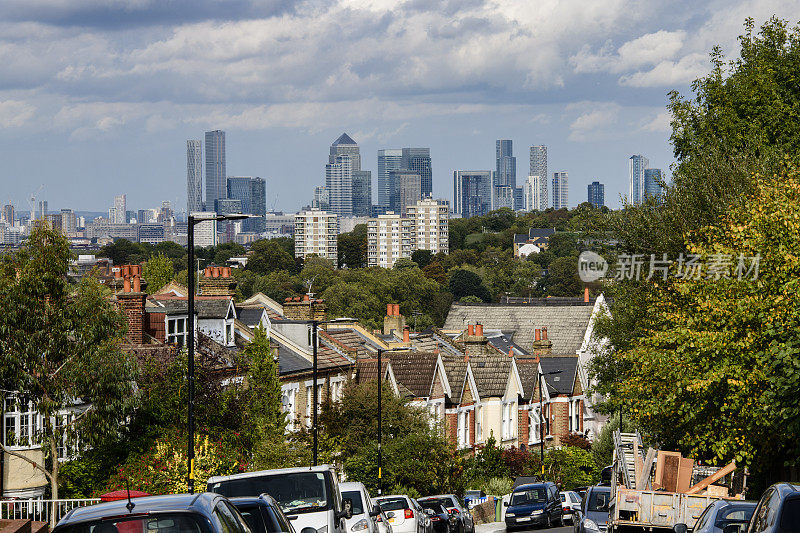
[384,351,438,398]
[235,306,267,327]
[440,354,468,403]
[469,355,513,398]
[539,356,579,396]
[515,358,540,400]
[528,227,556,239]
[443,301,595,355]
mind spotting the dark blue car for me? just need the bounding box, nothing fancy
[504,482,562,530]
[744,482,800,533]
[53,493,252,533]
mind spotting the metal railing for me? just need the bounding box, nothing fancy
[0,498,100,524]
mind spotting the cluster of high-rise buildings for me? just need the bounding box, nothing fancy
[186,130,267,246]
[628,155,664,205]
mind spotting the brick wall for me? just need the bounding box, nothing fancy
[284,299,328,321]
[118,292,147,344]
[550,402,570,446]
[517,407,529,447]
[446,412,458,445]
[198,277,237,297]
[469,410,476,446]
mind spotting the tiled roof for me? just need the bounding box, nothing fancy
[443,302,594,355]
[539,356,578,396]
[385,351,438,398]
[484,331,529,356]
[147,298,233,319]
[440,354,468,403]
[515,358,540,400]
[528,227,556,239]
[235,306,265,327]
[355,358,389,383]
[470,355,513,398]
[324,328,375,358]
[278,345,313,375]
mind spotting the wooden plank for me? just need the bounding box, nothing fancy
[677,457,695,493]
[637,448,657,490]
[686,462,736,495]
[634,439,642,488]
[662,455,680,492]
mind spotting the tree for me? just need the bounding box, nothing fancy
[543,447,598,490]
[0,225,137,506]
[247,239,297,274]
[449,269,492,302]
[98,239,147,265]
[540,256,580,296]
[338,225,367,269]
[411,249,433,268]
[142,253,174,293]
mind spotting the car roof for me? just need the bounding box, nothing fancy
[55,493,219,529]
[339,482,367,492]
[208,465,334,484]
[375,495,410,501]
[229,495,280,507]
[587,486,611,494]
[418,495,455,501]
[513,483,550,491]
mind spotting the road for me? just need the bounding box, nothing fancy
[517,526,571,533]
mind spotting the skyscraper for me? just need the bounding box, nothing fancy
[326,154,353,217]
[524,175,547,211]
[588,181,605,208]
[60,209,77,236]
[187,140,203,213]
[494,186,514,210]
[113,194,127,224]
[552,172,568,209]
[205,130,226,212]
[2,204,14,226]
[37,200,48,220]
[377,149,403,207]
[352,170,372,217]
[250,177,267,233]
[402,148,432,198]
[313,186,330,211]
[389,170,422,217]
[530,145,547,186]
[628,154,649,205]
[330,133,361,170]
[453,170,493,218]
[644,168,664,202]
[495,140,516,188]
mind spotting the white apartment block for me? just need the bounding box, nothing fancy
[294,209,338,262]
[367,199,449,268]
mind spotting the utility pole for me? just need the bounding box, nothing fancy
[312,318,318,466]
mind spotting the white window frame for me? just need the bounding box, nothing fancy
[475,404,483,443]
[330,376,345,402]
[166,316,188,347]
[304,379,324,428]
[281,383,299,431]
[4,395,39,450]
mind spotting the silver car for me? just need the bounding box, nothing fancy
[560,491,582,524]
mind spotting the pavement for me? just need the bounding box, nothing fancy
[475,523,572,533]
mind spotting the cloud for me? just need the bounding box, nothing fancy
[571,30,687,74]
[567,102,621,141]
[0,100,36,128]
[619,53,708,87]
[640,110,672,133]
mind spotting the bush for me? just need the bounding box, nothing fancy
[481,477,513,497]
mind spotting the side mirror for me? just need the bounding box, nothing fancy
[369,505,382,518]
[673,524,688,533]
[503,501,509,507]
[341,498,354,520]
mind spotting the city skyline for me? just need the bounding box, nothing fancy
[2,3,792,213]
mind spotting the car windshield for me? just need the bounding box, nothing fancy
[342,491,365,515]
[377,498,408,512]
[423,498,453,509]
[58,514,208,533]
[511,489,547,505]
[420,503,446,515]
[210,472,330,514]
[587,491,610,512]
[718,506,755,524]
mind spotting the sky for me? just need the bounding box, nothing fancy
[1,0,799,214]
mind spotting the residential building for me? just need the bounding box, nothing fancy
[377,149,403,207]
[644,168,664,202]
[37,200,48,220]
[402,148,432,198]
[138,209,158,224]
[2,204,14,226]
[588,181,605,208]
[187,139,203,213]
[294,209,338,262]
[494,185,514,210]
[190,211,218,247]
[139,223,165,244]
[552,171,568,209]
[250,177,267,233]
[60,208,77,236]
[453,170,493,218]
[390,170,422,217]
[530,146,547,192]
[367,199,448,267]
[312,186,329,211]
[628,154,649,205]
[496,140,516,188]
[406,198,449,255]
[205,130,226,212]
[263,212,296,236]
[513,227,555,257]
[524,175,547,211]
[351,170,372,217]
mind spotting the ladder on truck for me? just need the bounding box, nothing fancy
[613,430,649,490]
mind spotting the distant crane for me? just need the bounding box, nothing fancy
[28,184,44,219]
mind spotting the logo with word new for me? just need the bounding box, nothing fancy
[578,251,608,282]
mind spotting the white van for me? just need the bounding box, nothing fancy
[208,465,352,533]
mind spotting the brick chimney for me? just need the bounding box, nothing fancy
[403,326,411,343]
[383,303,406,336]
[584,287,590,303]
[116,265,147,345]
[532,327,552,356]
[198,265,237,297]
[283,295,327,321]
[463,322,491,357]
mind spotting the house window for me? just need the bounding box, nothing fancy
[225,322,234,346]
[502,401,516,440]
[475,405,483,443]
[305,383,323,428]
[459,411,469,447]
[530,406,541,444]
[573,400,581,432]
[330,378,345,402]
[167,317,188,347]
[545,404,551,435]
[281,385,298,430]
[3,395,38,449]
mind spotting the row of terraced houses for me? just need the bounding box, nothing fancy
[1,264,609,498]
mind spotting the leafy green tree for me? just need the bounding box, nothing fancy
[393,258,419,270]
[98,239,147,265]
[0,225,137,503]
[142,253,174,293]
[338,225,367,269]
[544,447,598,490]
[247,239,297,275]
[540,256,580,296]
[213,242,246,265]
[449,269,492,302]
[411,249,433,268]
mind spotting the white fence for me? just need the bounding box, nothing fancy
[0,498,100,524]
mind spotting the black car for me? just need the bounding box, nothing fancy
[743,483,800,533]
[417,496,473,533]
[54,493,252,533]
[230,495,297,533]
[419,502,455,533]
[504,482,562,530]
[673,499,756,533]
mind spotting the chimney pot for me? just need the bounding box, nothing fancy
[204,267,212,278]
[476,324,483,336]
[584,287,590,303]
[387,304,393,316]
[122,265,130,277]
[468,324,474,336]
[114,268,122,279]
[303,294,310,302]
[535,328,541,341]
[133,275,141,293]
[285,297,292,302]
[393,304,400,316]
[221,267,229,278]
[509,348,514,357]
[212,267,220,278]
[132,264,140,276]
[542,327,548,340]
[403,326,410,343]
[123,276,131,293]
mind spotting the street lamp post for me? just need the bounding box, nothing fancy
[187,212,257,494]
[375,347,407,495]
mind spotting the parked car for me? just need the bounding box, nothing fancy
[573,486,610,533]
[230,494,297,533]
[463,491,485,510]
[672,499,756,533]
[419,501,456,533]
[374,495,430,533]
[739,482,800,533]
[417,495,474,533]
[340,481,384,533]
[504,482,563,530]
[207,465,352,533]
[560,491,582,524]
[54,493,251,533]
